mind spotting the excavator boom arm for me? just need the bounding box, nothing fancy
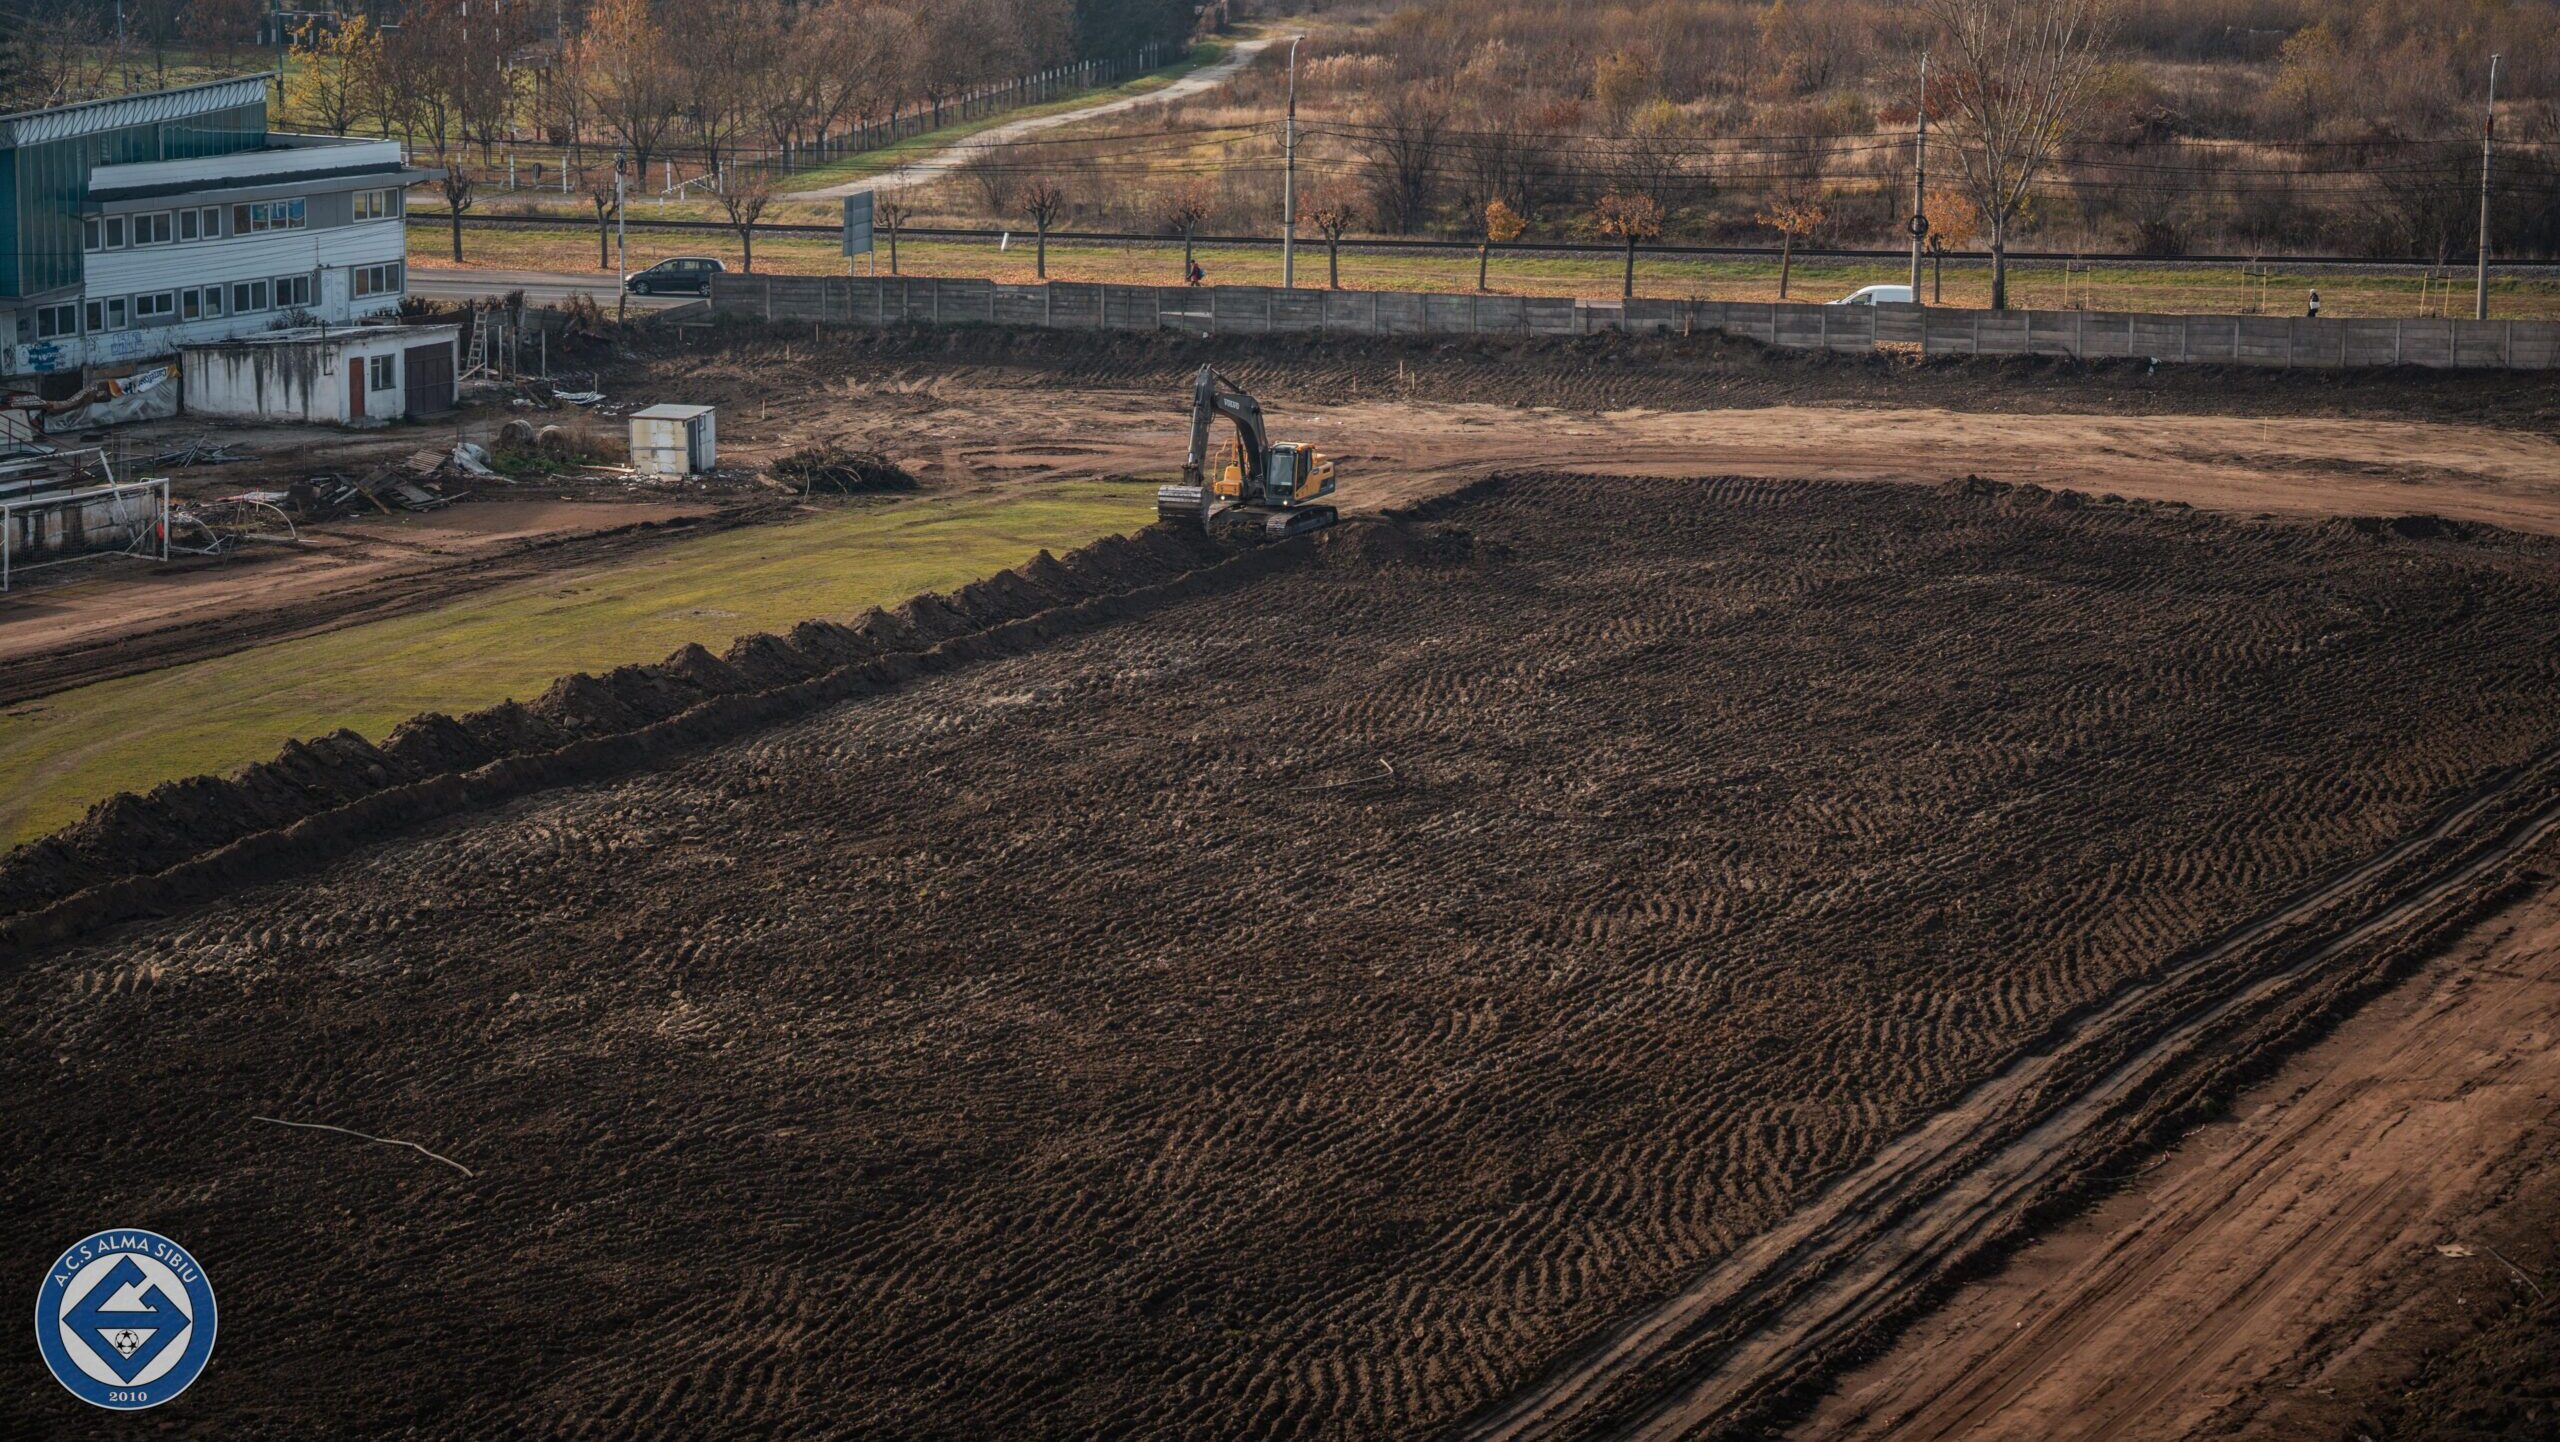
[1181,365,1269,487]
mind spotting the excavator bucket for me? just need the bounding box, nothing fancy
[1155,483,1213,529]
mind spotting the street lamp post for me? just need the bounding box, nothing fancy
[615,154,629,321]
[1909,51,1928,302]
[2476,52,2501,321]
[1281,36,1303,290]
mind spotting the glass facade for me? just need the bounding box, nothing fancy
[3,98,265,297]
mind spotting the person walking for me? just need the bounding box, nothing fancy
[2306,286,2321,318]
[1187,258,1205,287]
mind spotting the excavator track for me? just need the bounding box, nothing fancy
[1255,504,1338,539]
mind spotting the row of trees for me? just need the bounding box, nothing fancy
[899,0,2545,305]
[277,0,1188,264]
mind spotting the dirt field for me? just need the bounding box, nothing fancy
[8,472,2560,1438]
[623,327,2560,536]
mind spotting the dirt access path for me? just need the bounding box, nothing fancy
[781,38,1273,201]
[1796,862,2560,1442]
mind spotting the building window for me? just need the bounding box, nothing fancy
[274,274,313,310]
[368,354,397,391]
[231,199,309,235]
[103,215,126,249]
[183,284,226,320]
[231,280,270,314]
[199,206,224,239]
[83,297,128,332]
[35,303,78,339]
[132,212,175,246]
[134,291,177,323]
[352,261,404,298]
[353,188,401,221]
[82,215,129,252]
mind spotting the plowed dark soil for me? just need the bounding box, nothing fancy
[8,474,2560,1440]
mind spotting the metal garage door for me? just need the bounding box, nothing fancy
[402,339,456,417]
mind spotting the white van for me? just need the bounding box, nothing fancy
[1830,284,1915,306]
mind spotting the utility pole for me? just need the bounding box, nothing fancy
[615,153,629,321]
[2476,52,2500,321]
[1281,35,1303,289]
[1909,50,1928,302]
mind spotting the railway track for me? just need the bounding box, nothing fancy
[1466,745,2560,1442]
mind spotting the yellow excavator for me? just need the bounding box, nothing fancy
[1154,365,1339,539]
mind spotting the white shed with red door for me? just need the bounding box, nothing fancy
[179,323,458,425]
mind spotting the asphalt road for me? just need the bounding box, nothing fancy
[410,269,695,308]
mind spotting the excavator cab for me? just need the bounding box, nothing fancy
[1157,366,1340,540]
[1264,443,1336,506]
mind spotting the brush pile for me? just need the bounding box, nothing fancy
[769,444,917,495]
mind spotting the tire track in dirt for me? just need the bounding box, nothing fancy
[1466,743,2560,1442]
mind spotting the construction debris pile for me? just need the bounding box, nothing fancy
[149,434,256,468]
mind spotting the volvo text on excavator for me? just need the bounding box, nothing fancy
[1154,365,1339,539]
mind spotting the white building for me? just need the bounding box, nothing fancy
[181,324,460,424]
[2,76,438,385]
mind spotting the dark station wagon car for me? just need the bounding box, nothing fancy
[624,256,727,296]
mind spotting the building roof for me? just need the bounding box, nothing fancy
[0,75,271,150]
[632,404,715,421]
[179,322,459,353]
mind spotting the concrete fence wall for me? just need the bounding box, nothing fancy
[709,274,2560,371]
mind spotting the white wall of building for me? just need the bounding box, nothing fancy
[181,325,448,424]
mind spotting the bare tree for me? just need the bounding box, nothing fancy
[590,172,623,269]
[672,0,763,188]
[714,166,777,272]
[1759,197,1828,298]
[298,15,379,136]
[1918,0,2115,310]
[383,2,478,263]
[1302,185,1362,290]
[2368,138,2479,269]
[876,193,911,274]
[1595,190,1663,299]
[1017,177,1066,278]
[9,11,114,107]
[1157,179,1214,280]
[580,0,683,189]
[1355,89,1450,234]
[1758,132,1831,298]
